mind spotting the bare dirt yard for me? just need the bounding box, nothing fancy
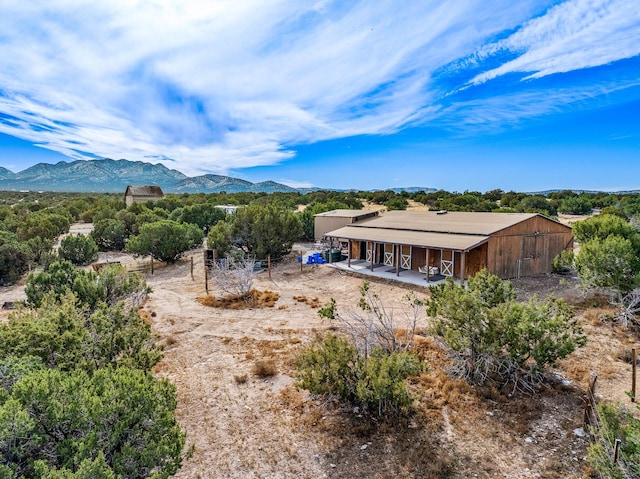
[1,246,636,478]
[137,250,636,479]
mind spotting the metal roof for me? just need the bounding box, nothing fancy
[125,185,164,197]
[326,225,489,251]
[351,210,542,235]
[314,209,378,219]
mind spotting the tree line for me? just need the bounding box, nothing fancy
[3,188,640,286]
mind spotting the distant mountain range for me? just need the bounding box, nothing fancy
[0,159,440,194]
[0,159,306,194]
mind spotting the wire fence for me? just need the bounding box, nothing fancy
[584,369,640,479]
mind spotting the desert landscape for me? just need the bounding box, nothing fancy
[140,248,634,478]
[1,232,636,478]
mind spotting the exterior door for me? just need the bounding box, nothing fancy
[400,245,412,269]
[383,244,394,266]
[366,242,373,262]
[441,250,454,276]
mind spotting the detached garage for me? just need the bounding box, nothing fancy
[323,210,573,280]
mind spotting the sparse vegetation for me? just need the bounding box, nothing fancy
[252,359,278,377]
[295,334,423,417]
[197,289,280,309]
[427,269,587,391]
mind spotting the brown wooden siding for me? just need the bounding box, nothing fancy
[465,243,488,278]
[488,216,573,279]
[412,247,426,271]
[351,241,361,260]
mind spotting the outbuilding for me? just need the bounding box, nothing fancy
[313,209,380,241]
[323,210,573,280]
[124,185,164,207]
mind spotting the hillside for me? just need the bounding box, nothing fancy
[0,158,436,194]
[0,159,298,194]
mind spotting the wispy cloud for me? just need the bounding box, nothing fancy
[0,0,637,175]
[469,0,640,84]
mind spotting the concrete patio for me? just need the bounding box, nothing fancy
[326,259,448,288]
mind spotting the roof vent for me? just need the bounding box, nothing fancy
[436,210,448,215]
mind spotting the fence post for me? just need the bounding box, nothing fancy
[614,438,622,462]
[584,374,598,430]
[204,265,209,294]
[632,348,637,402]
[268,255,271,280]
[150,256,154,274]
[300,250,303,273]
[191,256,194,280]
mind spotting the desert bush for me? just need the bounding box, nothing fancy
[0,231,33,285]
[295,334,423,417]
[25,261,148,311]
[126,220,202,263]
[25,260,103,309]
[210,256,256,298]
[0,367,184,479]
[0,293,162,372]
[587,402,640,479]
[96,263,150,307]
[58,233,99,265]
[319,281,424,357]
[252,359,278,377]
[552,249,575,275]
[91,218,128,251]
[234,373,248,384]
[427,269,586,390]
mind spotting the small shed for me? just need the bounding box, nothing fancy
[324,210,573,280]
[313,209,379,241]
[124,185,164,207]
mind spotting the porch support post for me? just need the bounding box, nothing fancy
[426,248,430,282]
[396,244,400,276]
[460,251,466,282]
[329,237,333,264]
[370,242,375,271]
[348,240,352,268]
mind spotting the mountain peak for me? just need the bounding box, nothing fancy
[0,159,301,193]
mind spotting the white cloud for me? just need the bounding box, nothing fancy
[469,0,640,85]
[0,0,637,175]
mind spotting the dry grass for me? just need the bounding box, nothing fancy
[234,373,249,384]
[252,359,278,377]
[197,289,280,309]
[138,309,153,324]
[140,254,602,478]
[293,295,322,308]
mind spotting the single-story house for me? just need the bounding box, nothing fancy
[323,210,573,280]
[124,185,164,207]
[313,209,380,241]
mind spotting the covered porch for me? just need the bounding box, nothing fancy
[326,259,449,288]
[324,228,490,283]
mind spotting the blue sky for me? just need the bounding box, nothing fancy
[0,0,639,192]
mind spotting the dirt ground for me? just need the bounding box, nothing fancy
[139,249,636,479]
[1,245,637,478]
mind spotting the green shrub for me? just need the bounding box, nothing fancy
[552,250,574,275]
[126,220,202,263]
[91,218,128,251]
[2,367,184,479]
[587,403,640,479]
[295,334,423,417]
[427,269,586,388]
[58,233,99,265]
[25,261,103,309]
